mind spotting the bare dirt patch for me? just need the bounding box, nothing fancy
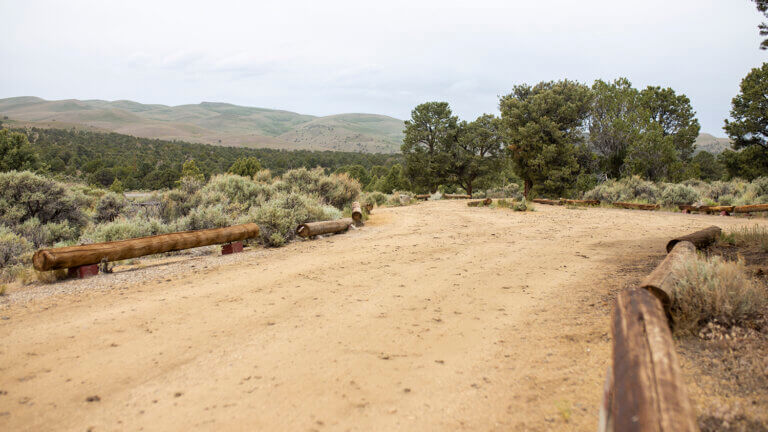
[0,202,764,431]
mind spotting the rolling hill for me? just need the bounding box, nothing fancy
[694,132,732,154]
[0,96,731,155]
[0,97,405,153]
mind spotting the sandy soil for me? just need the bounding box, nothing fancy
[0,201,764,431]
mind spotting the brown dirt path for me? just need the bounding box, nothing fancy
[0,201,763,431]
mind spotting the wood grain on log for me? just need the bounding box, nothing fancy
[665,225,721,253]
[640,241,696,312]
[295,218,353,238]
[734,203,768,213]
[415,194,430,200]
[33,223,260,271]
[612,202,660,211]
[611,288,699,432]
[351,201,363,223]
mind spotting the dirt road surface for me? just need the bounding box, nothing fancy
[1,201,763,431]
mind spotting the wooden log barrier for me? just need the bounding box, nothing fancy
[608,288,699,432]
[415,194,430,200]
[444,194,472,199]
[532,198,562,205]
[665,225,721,253]
[33,223,260,271]
[351,201,363,223]
[678,205,734,214]
[612,202,660,211]
[734,203,768,213]
[296,218,353,238]
[640,241,696,313]
[562,199,601,206]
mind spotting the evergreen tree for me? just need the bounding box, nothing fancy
[499,80,593,197]
[401,102,458,192]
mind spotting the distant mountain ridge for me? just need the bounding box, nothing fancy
[0,96,730,155]
[0,96,405,153]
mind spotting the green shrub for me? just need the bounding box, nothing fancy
[174,205,231,231]
[0,171,88,229]
[660,184,701,206]
[363,191,388,207]
[671,255,767,334]
[96,193,127,223]
[281,168,360,209]
[80,216,174,243]
[15,218,79,247]
[245,192,335,247]
[0,226,34,282]
[584,176,661,203]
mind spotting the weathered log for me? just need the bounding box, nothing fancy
[295,218,353,238]
[612,202,660,211]
[610,288,699,432]
[467,198,493,207]
[699,205,734,214]
[665,225,721,253]
[734,203,768,213]
[351,201,363,223]
[641,241,696,312]
[415,194,430,200]
[679,205,734,214]
[562,199,600,206]
[33,223,260,271]
[444,194,471,199]
[532,198,562,205]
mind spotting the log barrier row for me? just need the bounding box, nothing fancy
[34,213,364,277]
[599,226,721,432]
[534,198,768,215]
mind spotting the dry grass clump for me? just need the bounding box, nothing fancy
[670,254,767,334]
[720,225,768,252]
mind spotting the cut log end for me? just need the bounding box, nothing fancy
[666,225,721,253]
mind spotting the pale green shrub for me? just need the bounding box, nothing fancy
[245,192,335,247]
[281,168,360,209]
[363,191,388,207]
[661,184,701,206]
[485,183,523,199]
[174,205,231,231]
[583,176,661,203]
[671,255,767,334]
[80,216,174,243]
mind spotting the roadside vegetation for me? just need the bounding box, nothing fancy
[0,168,363,284]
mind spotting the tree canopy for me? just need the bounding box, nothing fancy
[500,80,593,197]
[725,62,768,151]
[401,102,458,192]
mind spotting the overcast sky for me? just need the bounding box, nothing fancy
[1,0,766,135]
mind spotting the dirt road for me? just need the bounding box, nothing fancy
[0,201,762,431]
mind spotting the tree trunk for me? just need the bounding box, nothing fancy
[524,179,532,198]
